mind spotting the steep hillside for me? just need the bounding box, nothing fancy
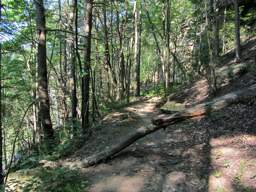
[162,37,256,112]
[6,38,256,192]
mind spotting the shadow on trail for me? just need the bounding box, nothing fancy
[84,101,256,192]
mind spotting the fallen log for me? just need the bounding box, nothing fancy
[82,125,162,167]
[153,83,256,127]
[82,84,256,167]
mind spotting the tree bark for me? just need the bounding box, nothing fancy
[211,0,220,58]
[0,0,4,185]
[81,0,93,135]
[74,0,82,72]
[164,0,171,94]
[126,37,133,103]
[234,0,241,61]
[71,0,78,132]
[153,84,256,126]
[116,6,126,100]
[102,1,117,90]
[34,0,54,143]
[134,0,141,97]
[208,0,219,92]
[82,84,256,167]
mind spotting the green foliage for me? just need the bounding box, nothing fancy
[12,151,40,171]
[213,170,222,178]
[104,100,130,111]
[142,82,182,97]
[141,84,165,97]
[216,187,228,192]
[2,1,256,190]
[48,136,84,161]
[12,128,85,171]
[248,61,256,74]
[102,97,139,113]
[20,167,87,192]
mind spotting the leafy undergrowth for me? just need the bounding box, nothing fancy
[12,126,88,171]
[6,167,88,192]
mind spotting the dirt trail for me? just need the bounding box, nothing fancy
[61,97,209,192]
[63,95,256,192]
[71,40,256,192]
[6,95,256,192]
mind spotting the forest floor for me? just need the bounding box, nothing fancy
[6,88,256,192]
[61,45,256,192]
[67,82,256,192]
[6,38,256,192]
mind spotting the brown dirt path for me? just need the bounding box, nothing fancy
[67,94,256,192]
[6,95,256,192]
[62,97,210,192]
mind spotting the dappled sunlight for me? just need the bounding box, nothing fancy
[103,112,136,123]
[90,175,145,192]
[209,134,256,192]
[84,150,165,192]
[3,0,256,190]
[209,174,234,192]
[184,79,210,106]
[167,79,210,106]
[125,102,157,116]
[191,80,210,104]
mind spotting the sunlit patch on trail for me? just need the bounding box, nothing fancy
[90,175,145,192]
[209,134,256,192]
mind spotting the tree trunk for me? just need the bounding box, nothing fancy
[134,0,141,97]
[209,0,219,92]
[116,7,126,100]
[126,37,133,103]
[81,0,93,135]
[34,0,54,143]
[211,0,220,58]
[32,89,38,144]
[58,0,68,125]
[62,32,68,123]
[82,84,256,167]
[164,0,171,94]
[222,8,227,53]
[120,52,125,99]
[71,0,78,132]
[74,0,82,72]
[0,0,4,185]
[234,0,241,61]
[102,1,117,92]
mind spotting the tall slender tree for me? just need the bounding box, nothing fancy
[164,0,171,93]
[81,0,93,134]
[0,0,4,186]
[234,0,241,61]
[102,0,117,99]
[208,0,218,92]
[134,0,141,97]
[210,0,220,59]
[34,0,55,143]
[71,0,78,132]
